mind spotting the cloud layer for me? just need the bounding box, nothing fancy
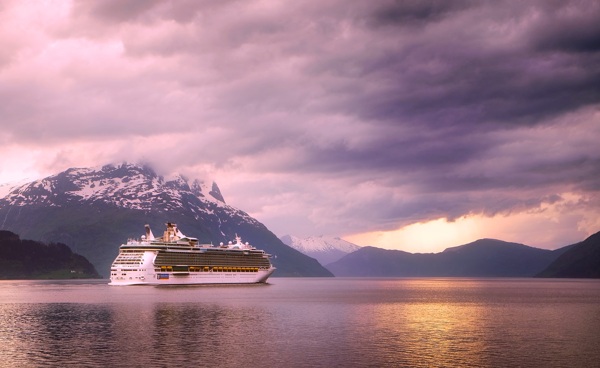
[1,0,599,249]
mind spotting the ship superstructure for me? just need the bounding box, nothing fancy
[109,223,275,285]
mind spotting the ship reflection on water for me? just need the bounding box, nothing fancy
[0,302,276,366]
[111,303,277,366]
[0,278,599,367]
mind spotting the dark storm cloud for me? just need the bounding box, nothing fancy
[528,2,600,53]
[297,126,492,179]
[78,0,163,23]
[327,11,600,131]
[265,1,600,199]
[354,50,600,127]
[370,0,473,26]
[1,0,599,243]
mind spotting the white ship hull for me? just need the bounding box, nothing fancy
[109,268,275,286]
[109,223,276,286]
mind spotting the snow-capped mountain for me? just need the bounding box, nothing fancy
[0,163,332,278]
[3,163,225,212]
[280,234,361,266]
[1,163,259,233]
[0,178,33,198]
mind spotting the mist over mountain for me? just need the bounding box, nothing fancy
[0,163,332,278]
[326,238,574,277]
[280,235,361,266]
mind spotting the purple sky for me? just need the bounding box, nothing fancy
[1,0,599,252]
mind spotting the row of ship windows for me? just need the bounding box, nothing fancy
[155,263,270,268]
[111,267,266,275]
[114,262,269,268]
[155,256,269,266]
[111,270,147,276]
[115,256,144,261]
[114,262,269,267]
[111,276,144,280]
[157,266,263,272]
[155,253,265,260]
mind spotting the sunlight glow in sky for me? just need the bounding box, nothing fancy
[347,192,600,251]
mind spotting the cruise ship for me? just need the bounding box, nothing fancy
[109,223,275,285]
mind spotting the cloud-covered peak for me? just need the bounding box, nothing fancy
[0,162,227,210]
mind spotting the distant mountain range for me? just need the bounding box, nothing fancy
[0,163,332,278]
[0,230,99,279]
[325,234,600,278]
[280,235,361,266]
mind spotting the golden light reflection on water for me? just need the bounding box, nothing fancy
[372,302,488,366]
[347,278,600,367]
[344,279,491,367]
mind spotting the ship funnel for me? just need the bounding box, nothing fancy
[165,222,178,242]
[145,224,155,240]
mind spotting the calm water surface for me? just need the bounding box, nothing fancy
[0,278,599,367]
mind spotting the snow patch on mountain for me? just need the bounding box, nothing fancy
[281,235,361,253]
[0,162,263,235]
[0,163,225,210]
[280,235,361,266]
[0,180,29,200]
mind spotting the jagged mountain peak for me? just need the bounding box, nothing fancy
[209,182,225,203]
[0,163,226,211]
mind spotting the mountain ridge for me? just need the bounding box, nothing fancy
[326,238,574,277]
[0,230,100,279]
[537,231,600,278]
